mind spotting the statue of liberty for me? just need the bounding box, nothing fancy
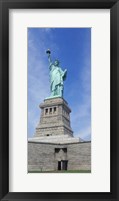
[46,49,67,97]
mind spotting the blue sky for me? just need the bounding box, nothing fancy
[28,28,91,140]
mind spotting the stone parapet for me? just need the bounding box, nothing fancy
[28,134,84,144]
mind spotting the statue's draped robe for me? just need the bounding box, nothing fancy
[49,64,65,94]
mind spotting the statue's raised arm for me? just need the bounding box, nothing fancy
[46,49,52,66]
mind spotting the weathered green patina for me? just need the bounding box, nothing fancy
[46,49,67,98]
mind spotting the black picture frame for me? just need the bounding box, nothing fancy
[0,0,119,200]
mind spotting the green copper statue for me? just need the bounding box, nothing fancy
[46,49,67,98]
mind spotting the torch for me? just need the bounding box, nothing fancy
[46,49,51,55]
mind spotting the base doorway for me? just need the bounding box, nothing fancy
[58,160,68,170]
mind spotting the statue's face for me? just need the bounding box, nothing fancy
[54,60,59,66]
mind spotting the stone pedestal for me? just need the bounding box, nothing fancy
[34,97,73,137]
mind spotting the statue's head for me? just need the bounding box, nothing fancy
[54,59,60,66]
